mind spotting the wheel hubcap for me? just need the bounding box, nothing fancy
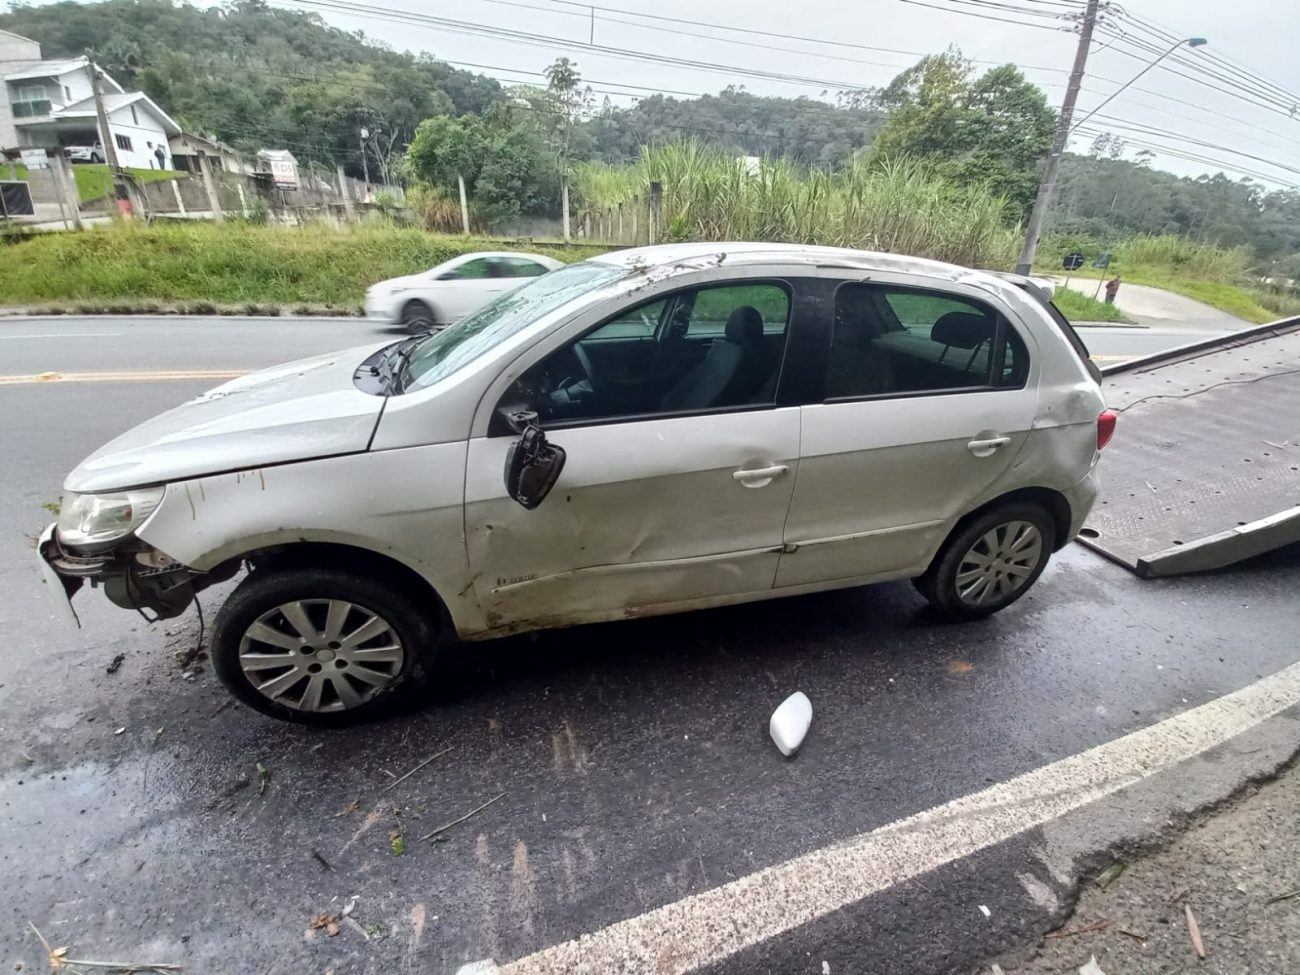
[955,520,1044,607]
[238,599,405,712]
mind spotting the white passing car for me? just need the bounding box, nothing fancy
[40,243,1111,725]
[66,141,105,164]
[364,251,564,332]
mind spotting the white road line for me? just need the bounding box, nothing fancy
[0,332,124,339]
[495,660,1300,975]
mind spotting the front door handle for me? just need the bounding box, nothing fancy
[967,436,1011,458]
[733,464,789,486]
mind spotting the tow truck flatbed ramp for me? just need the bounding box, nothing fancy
[1079,318,1300,577]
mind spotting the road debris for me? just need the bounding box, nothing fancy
[1045,920,1109,939]
[106,653,125,675]
[113,727,126,736]
[769,691,812,757]
[341,896,359,917]
[419,792,506,842]
[343,916,370,940]
[28,921,181,972]
[1094,861,1126,888]
[1265,886,1300,905]
[1077,957,1107,975]
[382,746,454,792]
[256,761,270,796]
[309,912,340,937]
[978,904,991,918]
[1118,928,1148,945]
[1184,903,1206,959]
[310,848,333,872]
[337,798,360,817]
[389,830,406,856]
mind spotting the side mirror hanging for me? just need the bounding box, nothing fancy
[503,410,566,510]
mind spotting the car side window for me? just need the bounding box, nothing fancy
[827,283,1028,399]
[440,258,492,280]
[501,258,547,278]
[499,281,791,427]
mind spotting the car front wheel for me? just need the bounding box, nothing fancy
[915,502,1056,620]
[400,299,436,334]
[211,567,436,725]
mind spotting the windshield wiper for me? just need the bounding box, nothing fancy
[381,334,426,395]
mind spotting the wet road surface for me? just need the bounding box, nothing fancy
[3,321,1299,974]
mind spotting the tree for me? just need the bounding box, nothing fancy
[407,114,482,191]
[867,51,1057,215]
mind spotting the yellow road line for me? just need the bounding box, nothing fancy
[0,369,248,386]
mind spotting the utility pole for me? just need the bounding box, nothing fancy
[358,126,371,195]
[86,55,132,217]
[1014,0,1099,275]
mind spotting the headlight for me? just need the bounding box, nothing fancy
[57,487,165,549]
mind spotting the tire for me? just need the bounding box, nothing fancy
[914,502,1056,620]
[400,299,436,334]
[90,153,101,163]
[211,567,437,726]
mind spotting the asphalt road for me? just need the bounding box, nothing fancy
[3,317,1299,974]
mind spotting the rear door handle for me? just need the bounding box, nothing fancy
[733,464,789,485]
[967,436,1011,457]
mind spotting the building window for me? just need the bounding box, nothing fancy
[115,134,133,152]
[12,83,51,118]
[130,105,138,125]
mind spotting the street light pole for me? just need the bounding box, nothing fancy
[1070,37,1208,133]
[1014,0,1100,275]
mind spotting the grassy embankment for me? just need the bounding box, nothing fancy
[1036,234,1300,324]
[0,221,605,314]
[5,162,180,202]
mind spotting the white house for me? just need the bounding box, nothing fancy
[1,31,181,170]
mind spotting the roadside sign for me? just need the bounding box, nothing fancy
[1093,253,1112,269]
[1063,252,1086,271]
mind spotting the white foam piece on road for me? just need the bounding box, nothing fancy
[499,660,1300,975]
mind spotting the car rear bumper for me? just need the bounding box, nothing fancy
[1064,465,1101,541]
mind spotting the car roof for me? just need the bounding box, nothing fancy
[587,241,1008,289]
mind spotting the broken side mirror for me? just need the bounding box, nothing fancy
[503,410,566,510]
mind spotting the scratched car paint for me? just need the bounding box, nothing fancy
[39,243,1111,724]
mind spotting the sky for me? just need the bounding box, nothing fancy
[29,0,1300,187]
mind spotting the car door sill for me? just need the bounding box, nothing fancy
[783,518,946,552]
[488,543,785,596]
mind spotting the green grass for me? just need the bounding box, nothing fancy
[574,143,1022,269]
[1045,267,1276,324]
[1033,232,1294,325]
[0,221,605,308]
[73,164,180,202]
[1052,287,1127,323]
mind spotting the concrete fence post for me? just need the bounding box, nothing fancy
[196,152,223,222]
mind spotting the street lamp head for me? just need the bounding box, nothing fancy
[1186,37,1209,47]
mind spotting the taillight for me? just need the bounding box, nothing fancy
[1097,410,1117,450]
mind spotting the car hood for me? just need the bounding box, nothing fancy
[66,342,392,493]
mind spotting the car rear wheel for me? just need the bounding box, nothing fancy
[90,152,101,163]
[400,299,436,334]
[914,502,1056,620]
[211,567,437,725]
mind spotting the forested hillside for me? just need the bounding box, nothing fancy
[3,0,1296,274]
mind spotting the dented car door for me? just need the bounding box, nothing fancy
[461,276,804,632]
